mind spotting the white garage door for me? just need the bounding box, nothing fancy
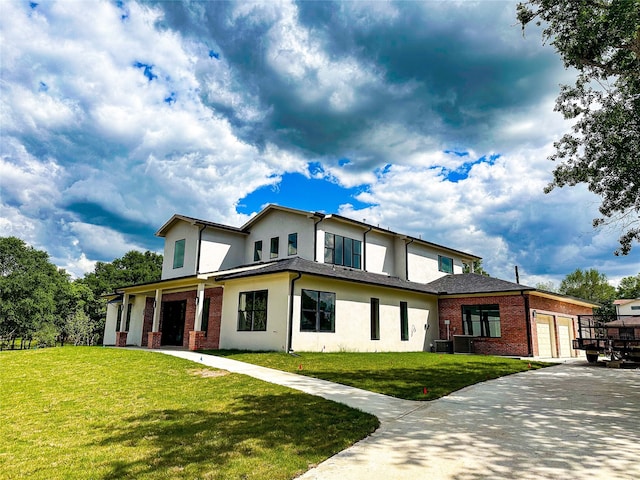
[536,318,553,358]
[557,318,573,358]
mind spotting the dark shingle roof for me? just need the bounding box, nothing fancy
[215,257,440,295]
[425,273,535,295]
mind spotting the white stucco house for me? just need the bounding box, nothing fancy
[614,298,640,316]
[104,204,596,357]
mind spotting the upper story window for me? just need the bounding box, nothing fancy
[173,239,185,269]
[462,304,501,337]
[288,233,298,255]
[270,237,279,259]
[631,306,640,310]
[253,240,262,261]
[438,255,453,273]
[324,233,362,269]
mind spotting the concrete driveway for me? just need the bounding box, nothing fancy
[156,350,640,480]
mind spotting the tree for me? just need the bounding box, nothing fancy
[558,268,617,303]
[535,281,557,292]
[617,273,640,298]
[78,250,162,343]
[463,259,490,276]
[518,1,640,255]
[0,237,70,348]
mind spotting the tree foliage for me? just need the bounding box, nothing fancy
[558,268,617,303]
[617,273,640,298]
[518,0,640,255]
[463,259,490,276]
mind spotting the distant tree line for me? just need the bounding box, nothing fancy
[0,237,162,350]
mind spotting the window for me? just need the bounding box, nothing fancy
[270,237,279,259]
[201,298,210,334]
[173,239,185,269]
[631,306,640,311]
[288,233,298,255]
[371,298,380,340]
[125,303,132,331]
[324,233,362,269]
[462,305,501,337]
[619,328,635,340]
[400,301,409,341]
[238,290,268,331]
[301,289,336,332]
[438,255,453,273]
[253,241,262,261]
[116,305,122,332]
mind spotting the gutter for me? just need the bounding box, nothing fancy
[405,238,415,281]
[522,290,533,357]
[287,272,303,353]
[362,225,373,271]
[195,224,206,274]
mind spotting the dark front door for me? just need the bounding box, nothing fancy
[162,300,186,346]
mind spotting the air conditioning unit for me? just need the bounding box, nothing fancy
[433,340,453,354]
[453,335,474,354]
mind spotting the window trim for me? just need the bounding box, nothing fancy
[400,301,409,341]
[270,237,279,259]
[288,233,298,255]
[438,255,453,274]
[300,289,336,333]
[371,298,380,340]
[237,290,268,332]
[461,304,501,338]
[173,239,186,269]
[253,240,263,262]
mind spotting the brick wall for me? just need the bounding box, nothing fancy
[438,295,530,357]
[528,296,592,317]
[142,287,223,349]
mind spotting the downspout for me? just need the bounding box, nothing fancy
[362,226,373,271]
[405,238,415,281]
[522,291,533,357]
[195,224,206,274]
[287,272,303,353]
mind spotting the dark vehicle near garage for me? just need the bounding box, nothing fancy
[574,315,640,363]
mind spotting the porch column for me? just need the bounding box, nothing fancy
[116,293,129,347]
[148,288,163,349]
[189,284,206,351]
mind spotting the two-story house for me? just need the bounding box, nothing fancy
[104,204,597,357]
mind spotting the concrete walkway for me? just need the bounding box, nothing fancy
[153,349,640,480]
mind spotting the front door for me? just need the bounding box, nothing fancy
[162,300,186,346]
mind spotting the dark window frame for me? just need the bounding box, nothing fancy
[270,237,279,259]
[201,297,210,335]
[173,239,185,269]
[300,289,336,333]
[324,233,362,269]
[253,240,262,261]
[438,255,453,273]
[237,290,268,332]
[400,301,409,341]
[461,304,501,338]
[288,233,298,255]
[371,298,380,340]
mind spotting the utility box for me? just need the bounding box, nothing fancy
[453,335,474,354]
[433,340,453,353]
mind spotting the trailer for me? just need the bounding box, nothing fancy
[574,314,640,363]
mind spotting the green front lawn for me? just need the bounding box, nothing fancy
[207,351,549,401]
[0,347,378,480]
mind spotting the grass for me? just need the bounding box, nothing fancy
[205,351,550,401]
[0,347,378,480]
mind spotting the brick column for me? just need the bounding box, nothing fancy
[116,331,128,347]
[189,330,206,351]
[148,331,162,349]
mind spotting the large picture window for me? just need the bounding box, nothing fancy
[238,290,268,331]
[462,305,501,337]
[173,239,185,269]
[301,289,336,332]
[324,233,362,269]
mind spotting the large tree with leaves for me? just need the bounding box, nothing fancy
[518,0,640,255]
[617,273,640,298]
[559,268,617,303]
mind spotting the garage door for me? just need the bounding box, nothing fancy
[557,317,573,358]
[536,315,553,358]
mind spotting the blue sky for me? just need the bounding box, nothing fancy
[1,0,638,287]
